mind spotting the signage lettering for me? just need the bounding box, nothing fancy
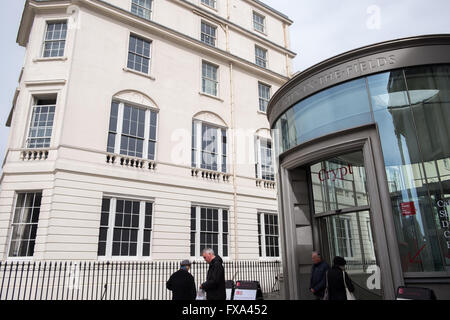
[437,199,450,253]
[318,164,353,182]
[401,202,417,217]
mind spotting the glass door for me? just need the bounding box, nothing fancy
[310,150,383,299]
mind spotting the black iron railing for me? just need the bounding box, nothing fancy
[0,260,281,300]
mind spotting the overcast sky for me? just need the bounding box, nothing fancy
[0,0,449,176]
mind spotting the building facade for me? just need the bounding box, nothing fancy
[267,35,450,300]
[0,0,295,265]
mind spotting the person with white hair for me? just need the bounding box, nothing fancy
[200,248,226,300]
[309,251,329,300]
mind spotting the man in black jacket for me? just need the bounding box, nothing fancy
[166,260,197,300]
[309,251,329,300]
[200,248,226,300]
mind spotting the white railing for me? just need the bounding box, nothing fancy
[191,167,232,182]
[256,179,276,189]
[21,149,49,161]
[106,154,156,171]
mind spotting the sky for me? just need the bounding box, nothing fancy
[0,0,449,176]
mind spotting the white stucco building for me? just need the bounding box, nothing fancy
[0,0,295,263]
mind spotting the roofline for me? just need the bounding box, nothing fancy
[249,0,293,24]
[267,34,450,126]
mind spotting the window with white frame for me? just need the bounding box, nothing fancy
[201,21,217,47]
[333,216,354,259]
[192,120,227,173]
[253,12,265,33]
[190,205,228,257]
[127,34,151,74]
[258,82,271,112]
[131,0,152,20]
[258,212,279,258]
[26,98,56,149]
[202,61,219,96]
[255,46,267,68]
[97,197,153,258]
[201,0,216,9]
[8,192,42,258]
[107,100,158,160]
[255,136,274,181]
[42,21,67,58]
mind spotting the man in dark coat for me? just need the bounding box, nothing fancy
[327,256,355,300]
[309,251,329,300]
[200,248,226,300]
[166,259,197,300]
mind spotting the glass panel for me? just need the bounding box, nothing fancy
[201,124,218,171]
[311,151,369,214]
[368,67,449,272]
[319,211,381,299]
[9,192,42,257]
[274,78,372,155]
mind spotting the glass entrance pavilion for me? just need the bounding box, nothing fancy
[267,35,450,300]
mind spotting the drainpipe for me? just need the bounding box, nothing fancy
[229,61,239,261]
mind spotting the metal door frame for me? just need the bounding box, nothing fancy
[277,124,404,300]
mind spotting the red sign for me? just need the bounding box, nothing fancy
[401,202,416,217]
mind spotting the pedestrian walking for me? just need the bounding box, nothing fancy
[200,248,226,300]
[166,259,197,300]
[309,251,329,300]
[326,256,355,300]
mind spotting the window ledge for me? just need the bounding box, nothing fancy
[257,110,267,115]
[198,91,224,102]
[200,3,218,12]
[33,56,68,63]
[254,29,268,37]
[123,67,156,81]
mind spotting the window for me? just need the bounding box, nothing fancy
[97,197,153,258]
[255,46,267,68]
[253,12,265,33]
[127,35,151,74]
[333,216,354,259]
[131,0,152,20]
[201,21,217,47]
[107,100,158,160]
[202,61,219,96]
[8,192,42,257]
[43,21,67,58]
[190,205,228,257]
[26,98,56,149]
[192,120,227,173]
[258,82,271,112]
[201,0,216,9]
[255,137,274,181]
[258,212,279,258]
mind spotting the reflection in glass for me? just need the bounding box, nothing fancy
[274,78,372,155]
[368,66,450,272]
[319,211,381,299]
[311,151,369,214]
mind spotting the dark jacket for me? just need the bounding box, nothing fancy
[201,256,226,300]
[310,260,329,298]
[166,268,197,300]
[327,266,355,300]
